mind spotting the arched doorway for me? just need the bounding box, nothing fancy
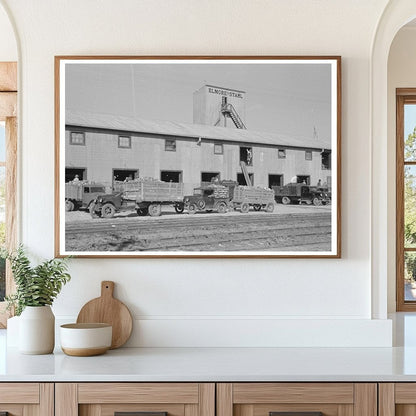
[371,1,416,319]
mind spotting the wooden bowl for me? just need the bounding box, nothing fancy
[60,323,112,356]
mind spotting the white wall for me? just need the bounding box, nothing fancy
[0,3,16,61]
[387,26,416,312]
[0,0,394,347]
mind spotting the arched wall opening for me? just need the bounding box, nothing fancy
[372,1,416,320]
[387,19,416,313]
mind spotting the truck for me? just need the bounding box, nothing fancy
[273,183,330,206]
[183,184,233,214]
[89,179,184,218]
[183,181,275,214]
[65,181,107,212]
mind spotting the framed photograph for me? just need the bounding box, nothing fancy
[55,56,341,258]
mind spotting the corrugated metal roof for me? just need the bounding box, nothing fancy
[66,110,331,150]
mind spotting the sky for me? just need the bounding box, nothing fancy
[65,61,333,146]
[405,104,416,141]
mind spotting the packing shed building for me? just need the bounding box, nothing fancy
[65,85,332,195]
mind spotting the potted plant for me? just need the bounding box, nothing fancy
[4,246,71,354]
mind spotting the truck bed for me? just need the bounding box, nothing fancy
[232,186,274,204]
[116,180,184,203]
[65,182,83,200]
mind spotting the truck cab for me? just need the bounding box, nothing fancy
[65,182,107,211]
[89,192,131,218]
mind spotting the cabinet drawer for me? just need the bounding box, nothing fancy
[218,383,376,416]
[56,383,215,416]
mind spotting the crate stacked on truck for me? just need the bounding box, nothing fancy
[232,185,275,213]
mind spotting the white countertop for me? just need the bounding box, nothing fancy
[2,313,416,382]
[3,345,416,382]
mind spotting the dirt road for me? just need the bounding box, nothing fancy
[65,204,332,253]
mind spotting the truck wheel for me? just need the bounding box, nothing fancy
[101,203,116,218]
[282,196,291,205]
[217,202,227,214]
[240,203,249,213]
[188,203,197,215]
[89,203,101,218]
[266,202,275,213]
[253,204,261,211]
[148,203,162,217]
[313,197,322,206]
[137,207,149,216]
[197,199,206,210]
[65,200,74,212]
[175,203,184,213]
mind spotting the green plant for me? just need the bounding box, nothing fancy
[4,246,71,316]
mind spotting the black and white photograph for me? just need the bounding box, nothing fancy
[55,57,341,257]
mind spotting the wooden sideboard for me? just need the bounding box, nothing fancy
[3,382,416,416]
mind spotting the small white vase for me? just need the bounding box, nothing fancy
[19,306,55,354]
[6,315,20,347]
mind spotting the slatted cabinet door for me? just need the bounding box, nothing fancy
[217,383,377,416]
[0,383,53,416]
[379,383,416,416]
[55,383,215,416]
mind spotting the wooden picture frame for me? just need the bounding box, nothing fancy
[55,56,341,258]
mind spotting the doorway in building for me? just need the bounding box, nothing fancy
[240,146,253,166]
[268,174,283,188]
[113,169,139,183]
[66,168,86,183]
[297,175,310,185]
[161,170,183,183]
[321,151,331,170]
[237,173,254,186]
[201,172,220,185]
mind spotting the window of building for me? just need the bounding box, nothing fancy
[268,174,283,188]
[396,89,416,311]
[70,131,85,146]
[305,150,312,160]
[161,170,183,183]
[214,144,223,155]
[278,149,286,159]
[165,139,176,151]
[321,151,331,169]
[118,136,131,149]
[240,146,253,166]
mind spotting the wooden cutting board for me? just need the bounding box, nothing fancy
[76,281,133,349]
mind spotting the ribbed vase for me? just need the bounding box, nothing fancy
[19,306,55,354]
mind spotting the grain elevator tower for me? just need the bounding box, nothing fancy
[193,85,246,129]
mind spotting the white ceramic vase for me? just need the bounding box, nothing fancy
[19,306,55,354]
[6,315,20,347]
